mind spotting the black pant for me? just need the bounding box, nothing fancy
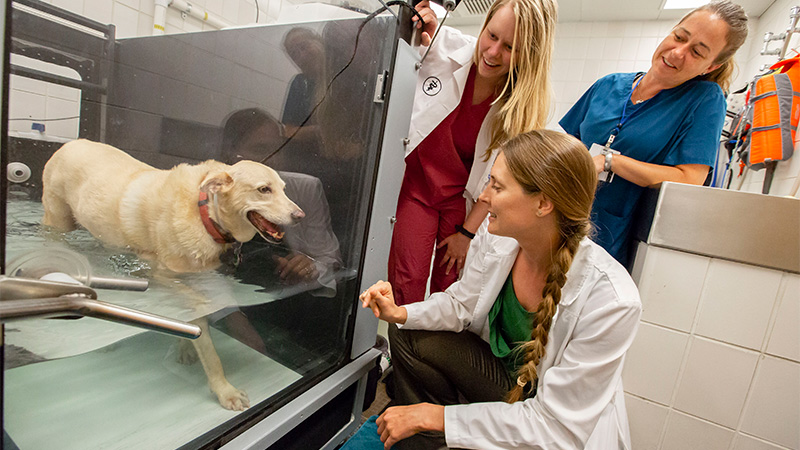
[387,324,514,450]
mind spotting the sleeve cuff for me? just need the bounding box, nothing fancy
[398,303,422,329]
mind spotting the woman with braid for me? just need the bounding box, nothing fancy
[349,130,642,450]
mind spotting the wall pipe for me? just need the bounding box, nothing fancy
[153,0,233,36]
[153,0,169,35]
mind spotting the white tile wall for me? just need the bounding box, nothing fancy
[112,2,141,38]
[674,337,759,428]
[8,53,82,139]
[740,356,800,449]
[628,243,798,450]
[82,0,113,25]
[626,394,669,450]
[548,18,673,130]
[47,82,80,103]
[694,259,783,351]
[9,88,47,133]
[734,434,794,450]
[661,411,735,450]
[636,247,709,332]
[623,322,689,405]
[45,97,81,138]
[766,274,800,362]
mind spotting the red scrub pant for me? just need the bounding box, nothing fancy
[387,190,465,306]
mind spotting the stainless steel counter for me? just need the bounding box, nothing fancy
[643,182,799,274]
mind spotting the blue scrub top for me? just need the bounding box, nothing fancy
[560,72,725,266]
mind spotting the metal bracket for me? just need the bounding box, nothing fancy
[374,70,389,103]
[760,6,800,59]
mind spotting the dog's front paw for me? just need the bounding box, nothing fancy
[216,384,250,411]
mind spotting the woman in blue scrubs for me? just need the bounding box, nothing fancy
[559,1,748,267]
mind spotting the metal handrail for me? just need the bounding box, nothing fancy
[0,297,201,339]
[0,276,201,340]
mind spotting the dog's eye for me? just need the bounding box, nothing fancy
[258,185,272,194]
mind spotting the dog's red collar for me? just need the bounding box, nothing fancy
[198,192,236,244]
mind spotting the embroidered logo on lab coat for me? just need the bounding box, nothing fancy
[423,76,442,96]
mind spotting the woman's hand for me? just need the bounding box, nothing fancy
[413,0,438,46]
[359,281,408,324]
[273,253,317,284]
[437,232,470,275]
[592,153,606,175]
[376,403,445,449]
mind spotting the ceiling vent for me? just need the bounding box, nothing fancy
[455,0,492,17]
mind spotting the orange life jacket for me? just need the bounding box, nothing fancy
[744,56,800,169]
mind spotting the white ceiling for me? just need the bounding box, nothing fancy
[448,0,775,23]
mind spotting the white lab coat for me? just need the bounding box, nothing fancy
[402,220,642,449]
[406,26,500,205]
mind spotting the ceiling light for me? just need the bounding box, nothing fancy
[663,0,708,9]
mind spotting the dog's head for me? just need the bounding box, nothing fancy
[199,161,304,244]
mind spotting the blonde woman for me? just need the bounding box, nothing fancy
[560,1,748,267]
[388,0,557,306]
[350,130,641,449]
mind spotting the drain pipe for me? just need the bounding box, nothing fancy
[154,0,169,35]
[153,0,234,36]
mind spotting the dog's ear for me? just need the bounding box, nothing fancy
[199,171,234,194]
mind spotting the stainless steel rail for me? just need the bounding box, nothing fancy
[0,276,201,339]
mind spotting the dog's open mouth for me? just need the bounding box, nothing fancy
[247,211,285,243]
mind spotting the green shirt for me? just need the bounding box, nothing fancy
[488,273,537,375]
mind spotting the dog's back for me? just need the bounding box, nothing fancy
[42,140,160,247]
[42,139,302,273]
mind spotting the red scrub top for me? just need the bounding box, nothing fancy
[403,65,494,206]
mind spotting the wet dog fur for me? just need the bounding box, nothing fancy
[41,139,304,410]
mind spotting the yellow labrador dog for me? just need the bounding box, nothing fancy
[42,139,305,410]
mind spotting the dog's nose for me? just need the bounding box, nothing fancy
[292,208,305,221]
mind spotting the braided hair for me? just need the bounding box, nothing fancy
[500,130,596,403]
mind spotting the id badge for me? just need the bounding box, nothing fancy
[589,143,619,183]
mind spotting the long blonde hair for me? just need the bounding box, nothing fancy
[681,1,748,92]
[500,130,596,403]
[473,0,558,159]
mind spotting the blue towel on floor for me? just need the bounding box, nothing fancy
[340,415,385,449]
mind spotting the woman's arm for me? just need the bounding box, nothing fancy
[595,153,710,187]
[437,200,489,275]
[361,221,492,333]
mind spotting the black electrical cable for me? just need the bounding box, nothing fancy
[260,1,423,163]
[255,0,260,23]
